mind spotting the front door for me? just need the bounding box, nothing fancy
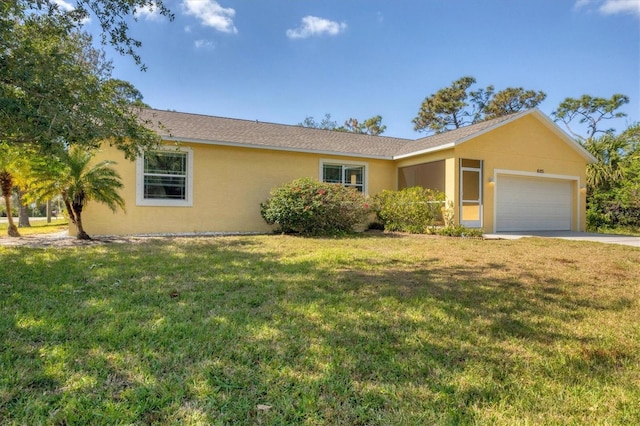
[460,159,483,228]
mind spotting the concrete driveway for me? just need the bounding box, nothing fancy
[484,231,640,247]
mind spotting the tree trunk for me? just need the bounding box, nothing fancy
[75,216,91,240]
[17,188,31,228]
[72,200,91,240]
[46,199,52,223]
[0,170,20,237]
[62,193,76,225]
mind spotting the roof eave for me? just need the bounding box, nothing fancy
[392,143,455,160]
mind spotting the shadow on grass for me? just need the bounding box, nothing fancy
[0,236,638,424]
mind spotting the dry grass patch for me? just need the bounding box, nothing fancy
[0,234,638,424]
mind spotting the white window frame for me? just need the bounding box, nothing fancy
[459,159,483,228]
[136,147,194,207]
[319,159,368,195]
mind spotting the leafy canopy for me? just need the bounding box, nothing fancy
[552,94,629,141]
[1,4,162,158]
[412,76,546,134]
[4,0,174,68]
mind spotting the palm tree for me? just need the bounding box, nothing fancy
[583,132,628,194]
[35,149,125,240]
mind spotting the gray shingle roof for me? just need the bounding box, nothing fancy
[139,109,411,159]
[139,108,527,159]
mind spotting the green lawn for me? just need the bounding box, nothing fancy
[1,234,638,425]
[0,218,68,236]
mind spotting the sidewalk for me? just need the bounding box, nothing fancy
[484,231,640,247]
[0,216,57,223]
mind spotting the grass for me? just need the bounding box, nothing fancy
[594,225,640,237]
[0,218,68,236]
[1,234,639,425]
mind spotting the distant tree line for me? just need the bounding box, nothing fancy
[299,114,387,136]
[301,76,547,137]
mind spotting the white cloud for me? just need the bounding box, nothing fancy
[182,0,237,34]
[194,39,215,49]
[52,0,91,24]
[286,16,347,39]
[52,0,74,12]
[599,0,640,15]
[136,4,164,22]
[575,0,640,16]
[574,0,592,9]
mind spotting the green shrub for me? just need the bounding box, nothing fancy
[437,224,484,238]
[586,188,640,231]
[373,187,446,233]
[260,177,370,236]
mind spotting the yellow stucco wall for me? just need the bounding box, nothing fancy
[79,112,589,236]
[386,114,588,233]
[80,144,396,236]
[453,114,588,232]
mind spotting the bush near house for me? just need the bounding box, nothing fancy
[260,177,370,236]
[436,223,484,238]
[373,187,446,233]
[587,188,640,233]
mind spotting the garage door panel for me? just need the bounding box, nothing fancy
[496,176,572,232]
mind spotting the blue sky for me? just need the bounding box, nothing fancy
[82,0,639,139]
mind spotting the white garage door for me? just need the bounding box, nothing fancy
[496,175,572,232]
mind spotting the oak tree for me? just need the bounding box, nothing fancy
[1,9,161,158]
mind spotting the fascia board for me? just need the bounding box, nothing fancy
[392,143,455,160]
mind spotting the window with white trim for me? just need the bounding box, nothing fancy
[321,161,366,193]
[137,148,193,206]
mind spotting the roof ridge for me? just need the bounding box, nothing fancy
[143,108,414,142]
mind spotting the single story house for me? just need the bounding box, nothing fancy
[81,107,596,236]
